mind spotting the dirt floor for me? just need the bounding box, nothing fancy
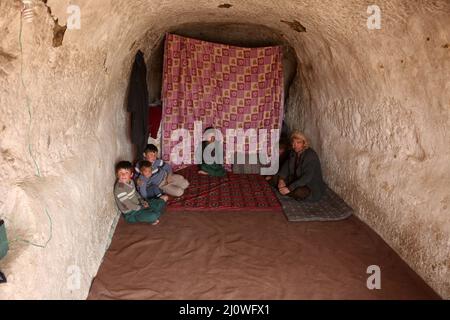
[88,210,440,300]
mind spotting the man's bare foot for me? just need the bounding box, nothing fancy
[198,170,209,175]
[160,195,169,202]
[151,219,160,226]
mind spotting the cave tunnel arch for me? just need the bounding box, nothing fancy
[0,0,448,299]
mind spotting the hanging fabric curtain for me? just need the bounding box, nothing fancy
[161,34,284,169]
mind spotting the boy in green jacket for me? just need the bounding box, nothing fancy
[113,161,166,225]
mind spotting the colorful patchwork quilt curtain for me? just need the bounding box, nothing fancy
[161,33,284,168]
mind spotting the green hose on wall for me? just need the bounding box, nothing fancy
[0,220,8,260]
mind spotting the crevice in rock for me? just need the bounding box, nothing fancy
[218,3,233,8]
[39,0,53,17]
[280,19,306,32]
[38,0,67,47]
[52,19,67,47]
[0,49,17,62]
[0,48,17,76]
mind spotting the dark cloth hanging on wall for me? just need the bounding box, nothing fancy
[148,104,162,139]
[127,50,149,157]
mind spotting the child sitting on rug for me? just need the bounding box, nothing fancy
[143,144,190,197]
[136,160,169,201]
[198,126,226,177]
[113,161,166,225]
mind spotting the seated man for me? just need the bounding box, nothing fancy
[273,130,326,202]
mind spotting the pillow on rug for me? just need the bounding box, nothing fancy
[232,152,262,174]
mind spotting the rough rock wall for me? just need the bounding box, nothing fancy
[0,0,448,299]
[0,0,133,299]
[283,1,450,298]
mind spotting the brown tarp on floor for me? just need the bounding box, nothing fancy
[88,211,439,299]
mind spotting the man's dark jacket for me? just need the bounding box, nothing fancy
[127,50,149,157]
[278,148,326,201]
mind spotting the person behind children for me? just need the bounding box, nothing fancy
[136,160,169,201]
[198,126,226,177]
[272,131,326,202]
[143,144,189,197]
[114,161,166,225]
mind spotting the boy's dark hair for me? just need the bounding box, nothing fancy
[204,126,214,132]
[144,144,158,154]
[139,160,152,170]
[115,161,133,174]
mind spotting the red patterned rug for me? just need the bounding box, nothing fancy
[167,166,282,212]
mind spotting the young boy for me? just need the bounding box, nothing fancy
[136,160,168,201]
[114,161,166,225]
[143,144,189,197]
